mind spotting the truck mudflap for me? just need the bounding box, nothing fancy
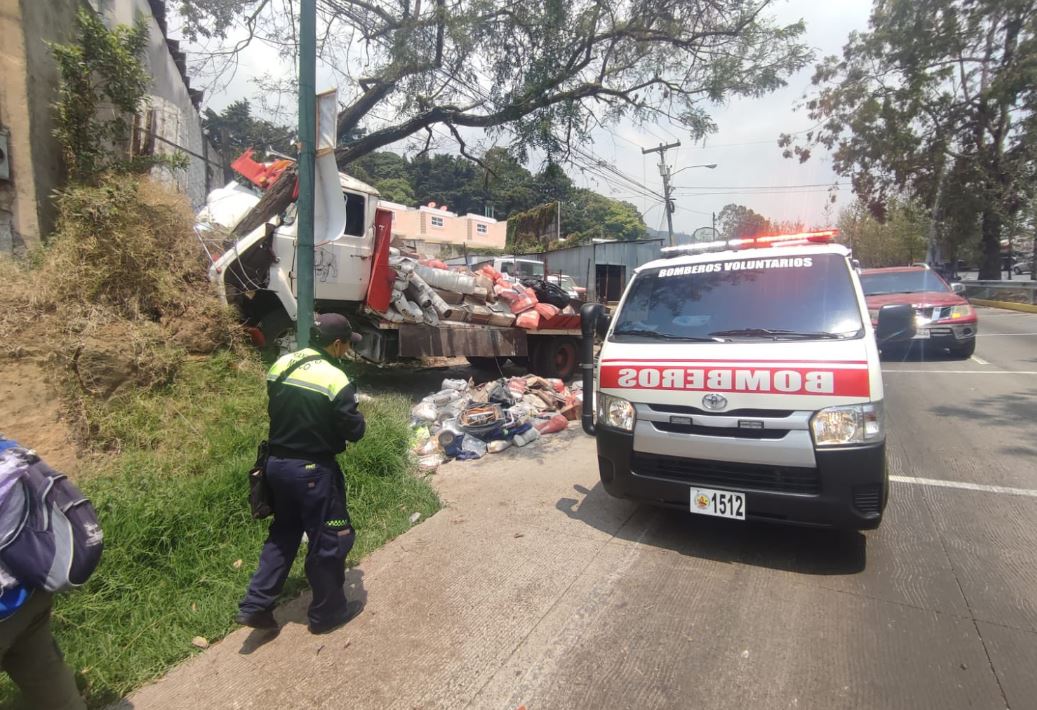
[595,426,888,530]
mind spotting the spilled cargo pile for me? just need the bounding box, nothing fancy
[379,250,578,329]
[410,375,584,470]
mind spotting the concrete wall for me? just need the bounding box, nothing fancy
[1,0,217,255]
[94,0,218,209]
[0,0,81,252]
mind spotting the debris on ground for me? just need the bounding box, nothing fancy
[408,375,584,472]
[377,250,578,329]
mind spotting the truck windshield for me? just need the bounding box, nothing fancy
[859,270,950,295]
[611,253,864,342]
[502,260,545,278]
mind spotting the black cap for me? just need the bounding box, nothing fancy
[314,313,363,346]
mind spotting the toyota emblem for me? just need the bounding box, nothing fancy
[702,393,728,411]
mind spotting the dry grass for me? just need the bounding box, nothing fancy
[1,174,242,445]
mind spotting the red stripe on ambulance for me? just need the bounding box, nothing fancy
[599,364,870,397]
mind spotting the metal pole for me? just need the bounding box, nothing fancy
[296,0,317,347]
[641,141,680,247]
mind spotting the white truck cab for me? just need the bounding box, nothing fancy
[579,231,915,530]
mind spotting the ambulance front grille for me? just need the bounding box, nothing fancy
[647,404,795,418]
[631,453,820,495]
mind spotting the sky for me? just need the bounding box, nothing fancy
[182,0,874,234]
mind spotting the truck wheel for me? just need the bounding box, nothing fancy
[466,356,508,371]
[532,337,579,380]
[258,309,296,358]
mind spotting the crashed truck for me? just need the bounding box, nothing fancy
[201,151,583,380]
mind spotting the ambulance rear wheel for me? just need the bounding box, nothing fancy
[532,337,579,381]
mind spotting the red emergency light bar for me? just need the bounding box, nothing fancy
[661,229,838,256]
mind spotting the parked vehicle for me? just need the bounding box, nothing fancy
[205,153,582,379]
[547,273,587,303]
[580,231,912,530]
[468,256,545,279]
[859,266,978,358]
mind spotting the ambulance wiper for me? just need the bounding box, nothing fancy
[708,328,845,340]
[612,328,717,342]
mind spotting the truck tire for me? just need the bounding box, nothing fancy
[466,356,508,371]
[532,336,579,380]
[258,309,296,358]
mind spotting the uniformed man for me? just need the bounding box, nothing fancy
[236,313,366,634]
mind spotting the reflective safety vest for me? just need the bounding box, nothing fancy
[266,348,366,456]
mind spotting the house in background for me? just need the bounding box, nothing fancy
[0,0,219,253]
[378,200,507,255]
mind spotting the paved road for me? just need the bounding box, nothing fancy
[126,307,1037,710]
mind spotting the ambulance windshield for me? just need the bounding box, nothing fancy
[611,253,864,342]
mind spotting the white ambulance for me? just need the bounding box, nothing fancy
[579,231,915,529]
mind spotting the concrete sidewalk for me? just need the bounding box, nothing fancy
[122,429,635,709]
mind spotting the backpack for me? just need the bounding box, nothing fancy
[0,448,103,593]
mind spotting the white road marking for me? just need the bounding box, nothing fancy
[891,476,1037,498]
[970,355,989,365]
[976,332,1037,337]
[883,370,1037,374]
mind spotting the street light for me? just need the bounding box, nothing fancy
[671,163,718,176]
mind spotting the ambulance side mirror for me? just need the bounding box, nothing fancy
[875,304,915,344]
[596,312,611,339]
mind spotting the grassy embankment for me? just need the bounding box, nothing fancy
[1,352,438,708]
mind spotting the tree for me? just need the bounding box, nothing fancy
[202,100,295,165]
[374,177,415,205]
[838,200,928,267]
[782,0,1037,279]
[181,1,810,174]
[715,203,772,239]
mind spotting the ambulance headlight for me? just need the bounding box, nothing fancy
[598,393,636,432]
[810,402,884,446]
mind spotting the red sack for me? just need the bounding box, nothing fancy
[419,258,449,270]
[534,303,560,319]
[510,294,537,314]
[515,310,541,329]
[495,283,520,302]
[535,414,569,434]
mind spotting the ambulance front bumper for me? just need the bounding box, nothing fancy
[594,426,888,530]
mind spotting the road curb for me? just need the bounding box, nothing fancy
[971,298,1037,314]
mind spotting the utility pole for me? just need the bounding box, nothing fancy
[296,0,317,347]
[712,211,716,237]
[642,141,680,247]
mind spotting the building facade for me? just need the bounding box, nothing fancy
[0,0,218,253]
[378,200,507,252]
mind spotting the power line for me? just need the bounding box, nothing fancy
[675,181,849,191]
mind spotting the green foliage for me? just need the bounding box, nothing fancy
[715,203,773,239]
[838,200,929,267]
[375,177,417,205]
[50,10,176,182]
[202,100,295,165]
[0,354,440,708]
[785,0,1037,278]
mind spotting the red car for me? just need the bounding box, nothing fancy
[859,265,978,358]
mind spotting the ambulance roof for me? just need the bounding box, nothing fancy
[638,242,850,274]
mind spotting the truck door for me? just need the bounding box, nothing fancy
[312,152,373,302]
